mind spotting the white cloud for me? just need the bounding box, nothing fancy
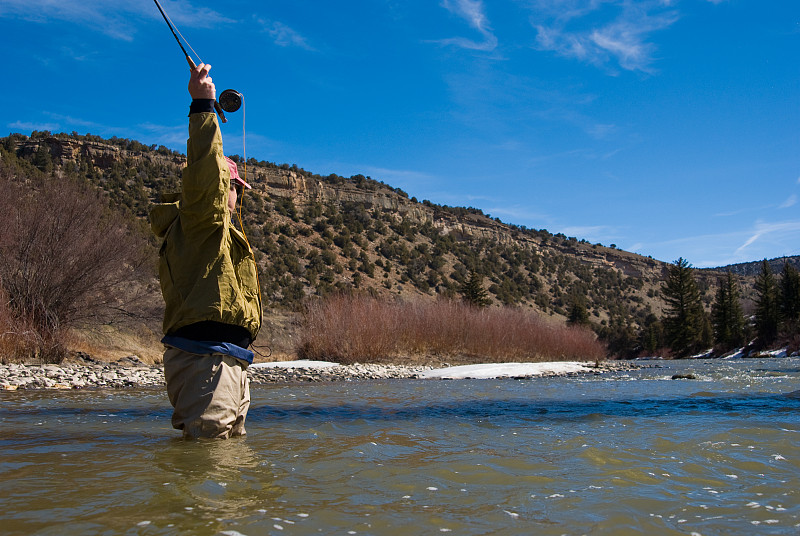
[8,121,61,132]
[560,224,622,244]
[779,194,797,209]
[631,220,800,267]
[0,0,231,41]
[360,165,436,186]
[528,0,679,72]
[259,19,314,50]
[734,220,800,258]
[434,0,498,51]
[486,205,552,224]
[586,122,617,139]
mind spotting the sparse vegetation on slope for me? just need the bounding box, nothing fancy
[2,131,798,362]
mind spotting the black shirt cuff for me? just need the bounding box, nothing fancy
[189,99,215,115]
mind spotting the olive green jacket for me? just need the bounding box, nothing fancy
[149,113,261,340]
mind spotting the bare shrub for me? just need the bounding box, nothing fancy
[297,294,606,364]
[0,164,153,362]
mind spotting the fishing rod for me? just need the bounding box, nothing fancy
[152,0,243,122]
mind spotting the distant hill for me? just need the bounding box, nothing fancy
[2,130,782,356]
[707,256,800,277]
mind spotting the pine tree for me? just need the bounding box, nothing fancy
[567,296,590,326]
[711,270,745,351]
[779,261,800,326]
[754,259,779,345]
[662,257,708,357]
[460,270,491,307]
[32,144,53,173]
[639,313,666,354]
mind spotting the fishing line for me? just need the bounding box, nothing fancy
[152,0,202,66]
[229,93,267,340]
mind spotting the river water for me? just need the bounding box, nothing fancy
[2,358,799,536]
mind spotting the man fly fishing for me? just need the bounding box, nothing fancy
[149,63,262,439]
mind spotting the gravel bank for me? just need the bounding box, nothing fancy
[0,359,638,390]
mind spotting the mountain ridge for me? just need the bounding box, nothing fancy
[5,130,796,356]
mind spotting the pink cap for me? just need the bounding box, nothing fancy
[225,156,252,189]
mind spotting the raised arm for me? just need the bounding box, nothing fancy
[182,63,230,231]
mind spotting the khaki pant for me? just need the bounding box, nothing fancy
[163,347,251,439]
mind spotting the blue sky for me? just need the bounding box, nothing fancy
[1,0,798,268]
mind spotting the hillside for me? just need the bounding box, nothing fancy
[4,130,793,357]
[708,257,800,278]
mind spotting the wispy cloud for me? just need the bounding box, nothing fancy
[485,205,552,225]
[8,121,60,132]
[560,224,619,241]
[359,166,437,188]
[9,112,114,135]
[9,113,190,152]
[258,19,314,50]
[528,0,680,72]
[585,122,617,139]
[434,0,498,52]
[136,122,188,149]
[734,220,800,258]
[0,0,231,41]
[779,194,797,209]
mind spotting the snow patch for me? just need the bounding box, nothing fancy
[250,360,340,369]
[418,362,592,380]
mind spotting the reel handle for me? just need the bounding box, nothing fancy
[185,56,228,123]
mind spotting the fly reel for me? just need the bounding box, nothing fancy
[219,89,243,113]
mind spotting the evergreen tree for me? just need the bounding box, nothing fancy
[567,296,590,326]
[662,257,708,357]
[32,144,53,173]
[711,270,745,350]
[754,259,779,345]
[639,313,666,355]
[460,270,491,307]
[779,261,800,325]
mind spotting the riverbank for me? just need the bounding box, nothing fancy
[0,359,639,390]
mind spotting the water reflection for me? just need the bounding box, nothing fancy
[147,438,282,534]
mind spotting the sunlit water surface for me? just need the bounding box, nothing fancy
[2,358,800,536]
